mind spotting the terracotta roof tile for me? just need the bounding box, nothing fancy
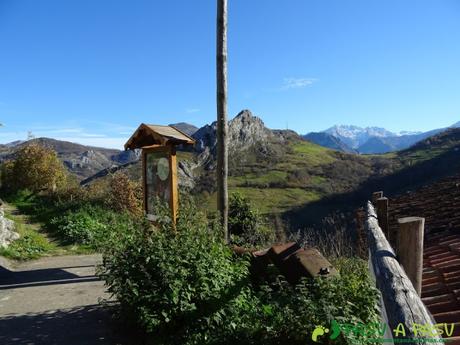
[388,173,460,341]
[431,310,460,324]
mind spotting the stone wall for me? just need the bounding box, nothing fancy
[0,202,19,248]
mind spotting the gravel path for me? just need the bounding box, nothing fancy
[0,254,125,345]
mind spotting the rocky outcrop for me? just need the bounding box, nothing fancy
[193,109,281,169]
[193,109,273,154]
[227,110,274,148]
[178,160,197,190]
[0,203,19,248]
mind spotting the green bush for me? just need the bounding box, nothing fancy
[50,204,135,247]
[228,192,273,247]
[100,201,253,344]
[50,206,106,244]
[99,200,380,345]
[250,258,380,345]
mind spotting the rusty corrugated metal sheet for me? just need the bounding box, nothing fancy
[234,242,338,284]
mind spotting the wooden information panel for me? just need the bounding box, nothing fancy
[143,146,178,223]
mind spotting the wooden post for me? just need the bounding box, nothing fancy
[397,217,425,296]
[355,208,366,258]
[169,146,178,225]
[372,191,383,205]
[142,150,147,213]
[376,197,389,240]
[216,0,229,242]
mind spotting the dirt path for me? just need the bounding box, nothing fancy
[0,254,124,345]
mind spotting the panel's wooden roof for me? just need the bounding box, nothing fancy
[124,123,195,150]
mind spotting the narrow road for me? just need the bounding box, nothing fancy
[0,254,124,345]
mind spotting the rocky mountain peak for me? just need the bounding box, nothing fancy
[193,109,273,154]
[192,109,277,168]
[228,110,273,148]
[232,109,262,124]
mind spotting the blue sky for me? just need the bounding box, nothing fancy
[1,0,459,149]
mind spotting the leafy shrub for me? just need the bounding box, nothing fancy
[100,200,380,345]
[100,201,256,344]
[248,257,380,345]
[105,172,143,216]
[50,206,106,245]
[50,204,135,247]
[228,192,273,247]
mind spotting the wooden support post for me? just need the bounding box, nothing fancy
[169,146,178,225]
[372,191,383,205]
[355,208,366,258]
[376,197,389,240]
[397,217,425,296]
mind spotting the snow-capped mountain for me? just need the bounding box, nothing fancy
[305,120,460,154]
[324,125,396,149]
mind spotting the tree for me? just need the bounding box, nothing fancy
[216,0,229,242]
[3,143,67,194]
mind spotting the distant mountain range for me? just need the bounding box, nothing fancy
[2,112,459,185]
[303,122,460,154]
[0,138,139,180]
[3,110,460,229]
[168,117,460,155]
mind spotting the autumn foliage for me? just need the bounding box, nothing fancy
[106,172,143,216]
[1,143,67,194]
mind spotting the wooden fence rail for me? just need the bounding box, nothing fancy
[366,201,443,345]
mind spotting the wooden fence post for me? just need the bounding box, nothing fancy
[376,197,389,240]
[355,208,366,258]
[397,217,425,296]
[372,191,383,205]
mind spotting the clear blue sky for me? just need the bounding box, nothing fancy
[1,0,459,148]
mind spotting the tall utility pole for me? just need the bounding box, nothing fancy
[216,0,229,242]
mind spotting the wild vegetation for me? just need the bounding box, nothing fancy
[100,200,380,345]
[0,142,381,344]
[0,143,144,258]
[14,126,459,343]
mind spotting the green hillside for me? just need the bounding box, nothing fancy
[285,127,460,227]
[199,138,396,217]
[79,127,460,228]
